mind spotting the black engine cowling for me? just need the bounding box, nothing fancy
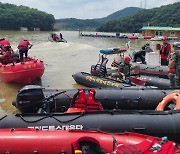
[13,85,45,113]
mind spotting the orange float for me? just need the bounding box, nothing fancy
[156,93,180,111]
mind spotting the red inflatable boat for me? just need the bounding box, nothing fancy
[0,57,44,84]
[0,128,179,154]
[128,36,138,40]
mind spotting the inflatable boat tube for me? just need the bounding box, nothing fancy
[1,109,180,142]
[72,72,170,89]
[133,63,169,79]
[48,34,67,43]
[128,36,138,40]
[0,57,44,85]
[134,75,170,89]
[72,72,145,88]
[0,128,179,154]
[12,85,174,113]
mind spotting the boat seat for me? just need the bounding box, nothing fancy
[86,89,103,112]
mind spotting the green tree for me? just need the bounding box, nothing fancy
[0,2,55,31]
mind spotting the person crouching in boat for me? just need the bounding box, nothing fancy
[169,42,180,88]
[0,38,13,54]
[119,56,132,80]
[0,38,15,64]
[18,40,33,62]
[0,45,14,65]
[111,56,138,83]
[133,43,153,64]
[52,33,58,42]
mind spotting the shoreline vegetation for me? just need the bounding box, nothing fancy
[55,2,180,33]
[0,2,55,31]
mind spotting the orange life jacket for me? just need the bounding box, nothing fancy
[73,88,103,112]
[1,52,13,64]
[160,44,171,60]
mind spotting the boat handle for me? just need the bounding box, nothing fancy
[134,127,146,131]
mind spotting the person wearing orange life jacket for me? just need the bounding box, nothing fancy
[51,33,58,41]
[18,40,33,62]
[0,38,14,54]
[0,38,15,64]
[159,36,171,66]
[0,47,14,65]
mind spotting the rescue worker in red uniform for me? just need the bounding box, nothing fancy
[0,46,14,64]
[18,40,33,62]
[159,36,171,66]
[0,38,15,64]
[52,34,57,41]
[0,38,13,54]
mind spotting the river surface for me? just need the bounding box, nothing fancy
[0,30,159,115]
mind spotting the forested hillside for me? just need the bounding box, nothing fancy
[0,2,55,31]
[97,2,180,33]
[55,18,100,31]
[55,7,142,30]
[99,7,142,22]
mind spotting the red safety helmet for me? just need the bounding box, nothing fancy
[162,36,167,41]
[124,56,131,63]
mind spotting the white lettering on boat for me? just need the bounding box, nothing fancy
[28,125,83,130]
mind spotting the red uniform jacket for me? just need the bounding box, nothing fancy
[160,44,171,60]
[18,40,30,49]
[0,39,10,47]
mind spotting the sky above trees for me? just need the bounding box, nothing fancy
[1,0,179,19]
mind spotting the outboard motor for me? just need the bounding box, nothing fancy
[12,85,45,113]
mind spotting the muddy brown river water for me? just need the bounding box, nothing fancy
[0,30,158,115]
